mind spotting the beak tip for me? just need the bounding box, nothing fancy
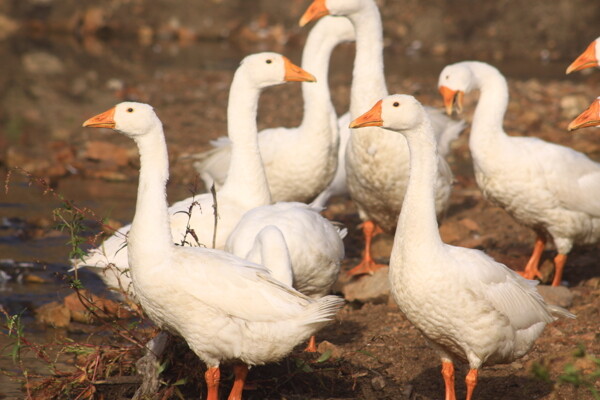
[299,16,309,27]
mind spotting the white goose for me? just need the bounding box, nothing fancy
[569,97,600,131]
[82,102,345,400]
[226,202,346,300]
[230,220,346,353]
[192,16,355,203]
[566,36,600,74]
[73,53,315,298]
[350,94,575,400]
[438,61,600,286]
[225,201,346,352]
[300,0,465,276]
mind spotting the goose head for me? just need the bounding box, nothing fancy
[83,102,160,137]
[566,37,599,74]
[568,97,600,131]
[438,62,476,116]
[239,52,316,88]
[350,94,426,134]
[300,0,364,26]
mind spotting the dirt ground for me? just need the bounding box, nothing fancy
[1,2,600,400]
[4,57,599,399]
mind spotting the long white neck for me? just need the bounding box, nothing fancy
[219,68,272,205]
[465,62,510,151]
[393,121,443,261]
[347,2,388,118]
[299,19,346,142]
[128,125,174,267]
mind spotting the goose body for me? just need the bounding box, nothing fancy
[439,61,600,286]
[73,53,315,298]
[226,202,346,299]
[82,100,344,400]
[350,94,575,400]
[192,16,355,203]
[300,0,464,275]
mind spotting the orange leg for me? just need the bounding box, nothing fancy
[465,368,478,400]
[227,363,249,400]
[304,335,317,353]
[518,235,546,280]
[441,361,456,400]
[551,253,568,287]
[346,220,387,276]
[205,366,220,400]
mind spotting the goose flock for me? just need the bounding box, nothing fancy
[73,0,597,398]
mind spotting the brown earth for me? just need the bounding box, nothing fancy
[0,1,599,399]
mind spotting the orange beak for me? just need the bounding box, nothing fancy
[299,0,329,27]
[566,40,597,74]
[349,100,383,128]
[568,99,600,131]
[82,107,116,129]
[283,56,316,82]
[439,86,464,115]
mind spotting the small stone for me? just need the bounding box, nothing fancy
[536,285,574,308]
[402,384,413,398]
[560,95,590,119]
[81,7,106,35]
[459,218,480,232]
[35,301,71,328]
[370,375,386,391]
[23,273,48,284]
[138,26,154,46]
[22,52,64,75]
[0,14,18,39]
[341,267,390,303]
[316,340,343,359]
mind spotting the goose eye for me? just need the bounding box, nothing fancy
[127,108,134,113]
[266,59,272,64]
[393,102,400,107]
[445,75,449,80]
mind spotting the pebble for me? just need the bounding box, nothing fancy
[341,267,390,304]
[22,52,64,75]
[316,340,343,359]
[370,375,386,391]
[536,285,574,308]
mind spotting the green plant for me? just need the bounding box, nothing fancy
[557,345,600,400]
[532,344,600,399]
